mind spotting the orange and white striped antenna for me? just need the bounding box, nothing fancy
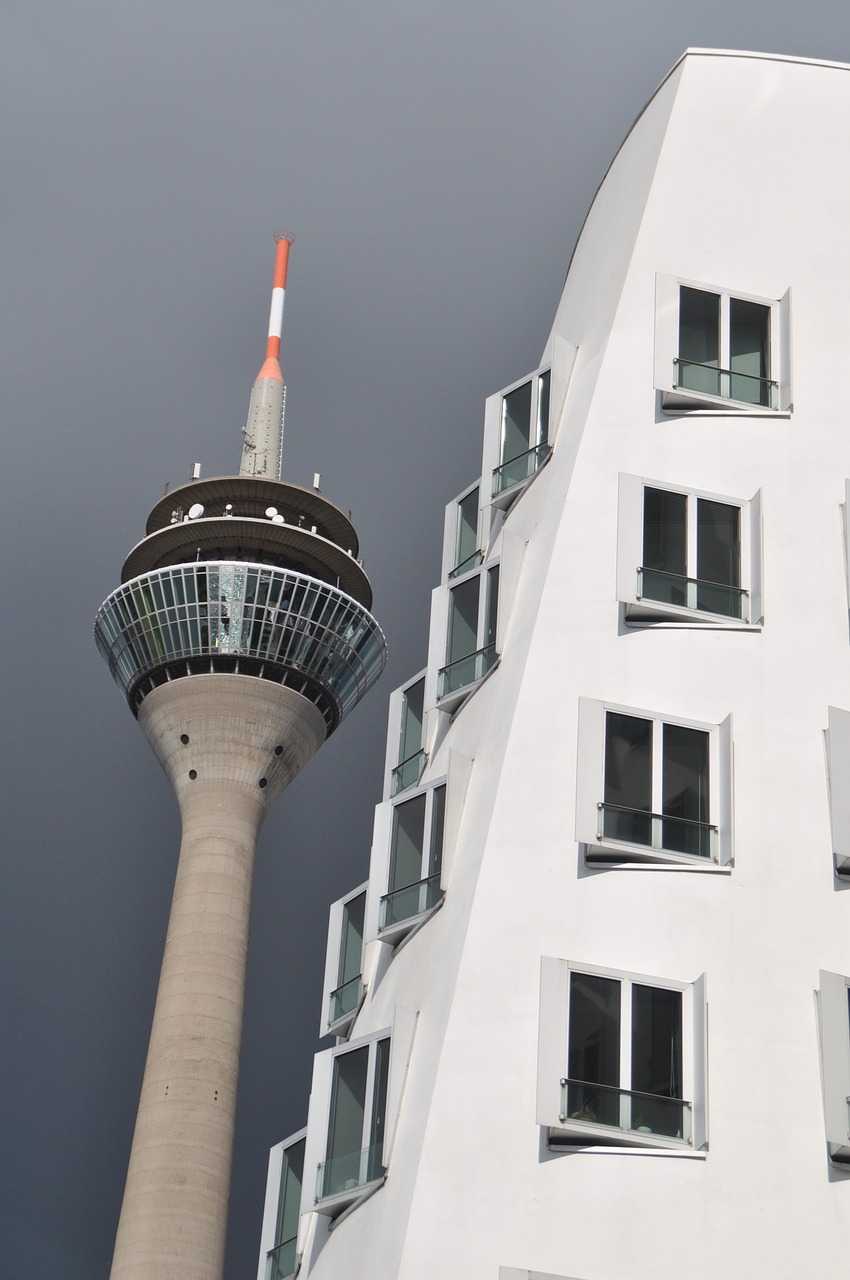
[239,231,295,480]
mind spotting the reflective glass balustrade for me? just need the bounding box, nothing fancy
[379,872,442,930]
[95,562,387,726]
[265,1237,298,1280]
[559,1078,691,1143]
[390,749,427,796]
[673,357,777,408]
[491,443,551,496]
[637,567,748,621]
[315,1144,384,1200]
[328,975,364,1026]
[448,549,483,580]
[597,802,716,860]
[437,643,496,699]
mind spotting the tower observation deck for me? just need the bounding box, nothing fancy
[95,234,386,1280]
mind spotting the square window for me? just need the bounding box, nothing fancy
[617,474,763,626]
[492,369,552,501]
[576,698,733,867]
[537,959,707,1151]
[655,275,790,412]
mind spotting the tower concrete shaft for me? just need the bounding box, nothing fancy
[108,677,327,1280]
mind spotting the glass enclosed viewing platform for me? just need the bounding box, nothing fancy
[95,562,387,732]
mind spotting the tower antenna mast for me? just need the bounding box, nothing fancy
[239,230,294,480]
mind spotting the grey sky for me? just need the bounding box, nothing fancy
[3,3,850,1277]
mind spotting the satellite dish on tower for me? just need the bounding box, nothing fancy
[188,503,205,519]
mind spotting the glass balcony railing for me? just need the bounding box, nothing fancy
[95,562,387,728]
[597,802,717,861]
[316,1143,384,1201]
[437,643,496,700]
[559,1078,691,1143]
[390,749,427,797]
[379,872,442,931]
[673,357,778,409]
[492,442,551,496]
[327,975,363,1026]
[637,566,748,621]
[265,1236,298,1280]
[448,549,484,580]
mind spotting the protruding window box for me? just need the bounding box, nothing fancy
[315,1142,385,1208]
[379,872,443,943]
[438,642,497,705]
[259,1131,305,1280]
[390,749,427,797]
[596,802,718,862]
[492,442,551,505]
[322,885,367,1038]
[558,1078,692,1148]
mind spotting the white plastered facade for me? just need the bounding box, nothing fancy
[258,50,850,1280]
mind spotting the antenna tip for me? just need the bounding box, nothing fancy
[274,230,295,245]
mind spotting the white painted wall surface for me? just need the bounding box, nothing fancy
[260,50,850,1280]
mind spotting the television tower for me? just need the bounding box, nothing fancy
[95,234,386,1280]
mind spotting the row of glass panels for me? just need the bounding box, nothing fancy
[95,563,387,721]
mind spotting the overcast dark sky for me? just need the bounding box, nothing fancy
[3,3,850,1277]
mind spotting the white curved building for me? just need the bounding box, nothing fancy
[257,50,850,1280]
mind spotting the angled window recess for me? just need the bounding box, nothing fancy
[263,1131,305,1280]
[617,475,763,626]
[438,564,499,708]
[537,958,707,1152]
[655,275,790,412]
[492,368,551,504]
[576,698,732,867]
[825,708,850,878]
[379,784,446,944]
[449,485,483,580]
[304,1009,417,1217]
[391,676,426,797]
[321,883,367,1037]
[817,971,850,1166]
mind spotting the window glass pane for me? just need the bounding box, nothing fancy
[500,380,533,464]
[389,793,426,891]
[337,892,366,988]
[604,713,652,845]
[326,1047,368,1173]
[662,723,709,856]
[567,972,620,1127]
[447,578,479,664]
[730,297,770,404]
[679,287,719,365]
[696,498,740,590]
[428,785,447,877]
[399,678,425,763]
[485,566,499,648]
[642,488,687,606]
[274,1138,305,1258]
[631,984,683,1137]
[537,369,551,445]
[367,1038,391,1180]
[455,490,479,570]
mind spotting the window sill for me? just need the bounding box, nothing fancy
[378,894,444,948]
[547,1129,705,1158]
[660,390,790,418]
[315,1173,386,1219]
[548,1119,692,1153]
[437,653,500,714]
[491,444,552,511]
[586,839,725,870]
[624,600,760,629]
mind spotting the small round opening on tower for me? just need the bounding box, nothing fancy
[274,745,283,756]
[258,777,268,790]
[180,734,190,745]
[188,769,197,781]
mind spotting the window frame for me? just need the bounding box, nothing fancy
[576,697,733,869]
[437,560,500,709]
[491,366,553,506]
[320,881,368,1038]
[302,1008,417,1218]
[817,970,850,1166]
[537,958,707,1152]
[654,273,791,413]
[378,781,447,945]
[616,474,764,628]
[256,1127,307,1280]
